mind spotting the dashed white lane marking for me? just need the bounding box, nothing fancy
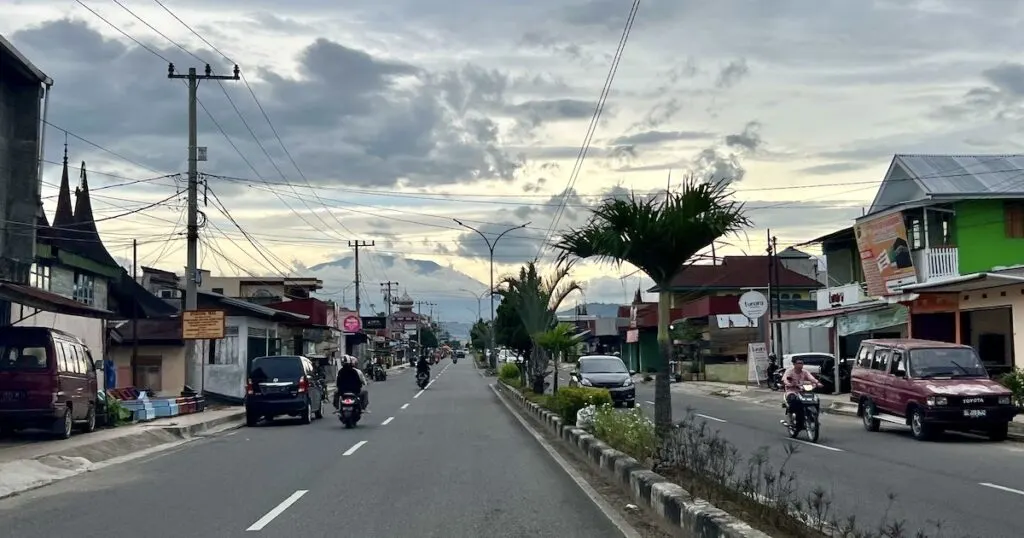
[246,490,308,531]
[980,482,1024,496]
[791,439,844,452]
[414,389,425,399]
[644,400,655,405]
[400,403,409,410]
[381,416,394,426]
[695,413,727,423]
[343,440,367,456]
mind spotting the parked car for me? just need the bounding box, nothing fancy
[569,355,636,408]
[782,352,835,376]
[0,327,101,439]
[850,338,1017,441]
[245,355,325,426]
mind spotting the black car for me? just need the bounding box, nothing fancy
[570,356,636,408]
[245,355,325,426]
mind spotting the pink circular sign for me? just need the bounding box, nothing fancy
[342,315,362,332]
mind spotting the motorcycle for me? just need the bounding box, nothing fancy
[769,368,784,391]
[371,364,387,382]
[781,383,821,442]
[337,392,362,428]
[416,371,429,389]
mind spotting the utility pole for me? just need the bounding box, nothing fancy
[348,240,374,314]
[168,63,239,390]
[380,281,399,318]
[131,239,138,387]
[416,301,427,355]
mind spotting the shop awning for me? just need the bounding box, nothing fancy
[0,281,117,320]
[771,301,907,336]
[898,272,1024,294]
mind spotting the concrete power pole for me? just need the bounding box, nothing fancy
[168,63,239,391]
[380,281,399,331]
[348,240,374,315]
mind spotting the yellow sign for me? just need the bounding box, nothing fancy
[182,310,226,340]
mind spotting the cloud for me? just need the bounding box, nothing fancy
[610,130,714,146]
[936,62,1024,123]
[724,121,762,152]
[797,162,873,176]
[715,58,750,89]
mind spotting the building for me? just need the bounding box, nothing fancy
[196,271,322,304]
[0,35,52,322]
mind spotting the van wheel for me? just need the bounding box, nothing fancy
[53,407,73,439]
[988,423,1009,442]
[301,400,313,425]
[861,401,881,432]
[80,406,97,433]
[910,408,933,441]
[313,398,324,420]
[245,412,259,427]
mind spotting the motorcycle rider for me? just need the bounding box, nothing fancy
[334,357,368,412]
[416,353,431,383]
[783,357,822,431]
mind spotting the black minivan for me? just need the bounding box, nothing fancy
[245,355,325,426]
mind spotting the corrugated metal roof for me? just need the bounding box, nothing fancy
[894,154,1024,195]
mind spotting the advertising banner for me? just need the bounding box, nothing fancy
[854,212,918,296]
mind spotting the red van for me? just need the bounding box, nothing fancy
[0,327,101,439]
[851,338,1017,441]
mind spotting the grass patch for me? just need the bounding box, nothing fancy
[703,362,748,384]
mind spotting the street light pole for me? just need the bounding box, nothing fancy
[459,288,488,321]
[454,219,531,369]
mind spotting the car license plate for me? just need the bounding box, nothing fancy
[964,409,987,418]
[0,391,25,402]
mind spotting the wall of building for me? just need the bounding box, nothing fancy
[955,200,1024,274]
[110,344,185,397]
[778,323,831,355]
[958,284,1023,368]
[0,62,44,284]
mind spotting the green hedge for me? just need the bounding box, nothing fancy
[550,386,612,423]
[498,362,521,382]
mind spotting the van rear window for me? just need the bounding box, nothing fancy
[0,346,49,371]
[250,357,304,381]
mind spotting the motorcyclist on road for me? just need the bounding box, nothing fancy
[335,357,367,412]
[416,354,431,378]
[783,358,822,431]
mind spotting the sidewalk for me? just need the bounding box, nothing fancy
[0,406,244,499]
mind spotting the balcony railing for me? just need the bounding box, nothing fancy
[912,247,959,282]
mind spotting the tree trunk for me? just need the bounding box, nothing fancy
[654,290,674,438]
[552,350,559,395]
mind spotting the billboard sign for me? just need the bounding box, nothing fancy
[854,212,918,296]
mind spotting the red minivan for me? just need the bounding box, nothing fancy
[0,326,101,439]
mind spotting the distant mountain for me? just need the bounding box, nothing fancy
[556,302,623,318]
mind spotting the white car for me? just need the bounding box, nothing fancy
[782,352,836,376]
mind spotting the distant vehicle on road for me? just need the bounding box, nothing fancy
[569,355,636,408]
[455,350,466,359]
[0,327,102,439]
[245,355,325,427]
[851,339,1016,441]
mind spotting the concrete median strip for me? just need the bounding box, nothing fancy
[494,383,771,538]
[0,408,245,500]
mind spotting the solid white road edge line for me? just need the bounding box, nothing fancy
[414,389,425,399]
[400,403,410,410]
[246,490,308,531]
[343,440,368,456]
[381,416,395,426]
[980,482,1024,496]
[695,413,727,423]
[489,383,643,538]
[791,438,843,452]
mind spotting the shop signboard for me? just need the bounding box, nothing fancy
[816,283,864,310]
[854,212,918,296]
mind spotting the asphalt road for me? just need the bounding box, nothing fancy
[626,382,1024,538]
[0,360,627,538]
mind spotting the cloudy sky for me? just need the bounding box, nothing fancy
[5,0,1024,321]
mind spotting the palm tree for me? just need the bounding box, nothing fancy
[536,323,579,395]
[553,178,750,436]
[498,261,582,393]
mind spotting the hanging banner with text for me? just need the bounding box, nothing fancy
[747,342,769,384]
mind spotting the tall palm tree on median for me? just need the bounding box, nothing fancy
[553,178,750,437]
[498,261,582,393]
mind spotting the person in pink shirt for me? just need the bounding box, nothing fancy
[783,357,822,431]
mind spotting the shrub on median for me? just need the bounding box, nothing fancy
[549,386,612,424]
[997,368,1024,408]
[593,404,657,464]
[498,362,521,382]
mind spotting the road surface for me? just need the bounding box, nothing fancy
[0,360,627,538]
[628,381,1023,538]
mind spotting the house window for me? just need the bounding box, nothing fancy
[30,264,50,291]
[73,273,95,306]
[1005,202,1024,238]
[907,216,924,249]
[211,326,239,365]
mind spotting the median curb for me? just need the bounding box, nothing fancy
[0,409,244,500]
[495,383,771,538]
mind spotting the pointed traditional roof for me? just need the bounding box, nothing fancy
[35,199,55,241]
[52,144,74,229]
[67,161,119,267]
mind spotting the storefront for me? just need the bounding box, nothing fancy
[772,301,908,360]
[900,272,1024,374]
